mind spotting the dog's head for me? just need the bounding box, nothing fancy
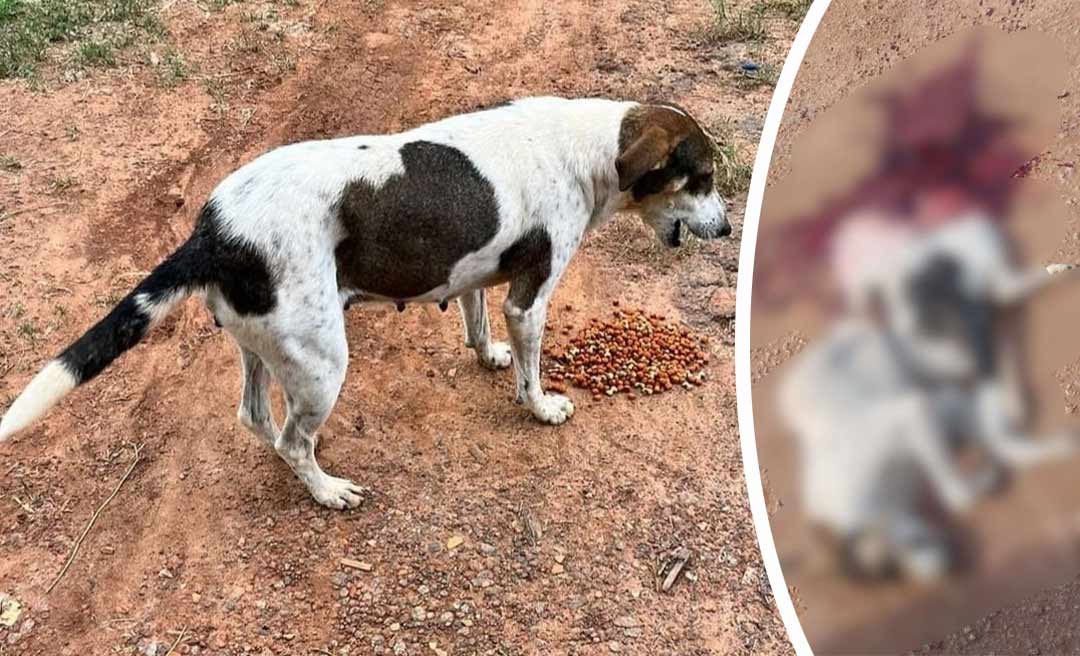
[616,103,730,247]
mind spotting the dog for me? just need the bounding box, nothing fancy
[778,211,1078,580]
[0,97,729,509]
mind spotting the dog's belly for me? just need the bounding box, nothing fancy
[335,238,506,302]
[335,139,502,302]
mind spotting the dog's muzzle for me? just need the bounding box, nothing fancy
[682,192,730,241]
[687,220,732,240]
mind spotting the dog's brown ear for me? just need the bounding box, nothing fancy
[616,126,674,192]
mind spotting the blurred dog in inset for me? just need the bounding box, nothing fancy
[779,209,1078,581]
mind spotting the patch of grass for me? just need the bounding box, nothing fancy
[0,154,22,172]
[76,38,117,68]
[155,46,189,87]
[48,174,78,194]
[714,141,753,197]
[0,0,161,79]
[708,0,766,42]
[207,0,245,10]
[203,76,229,116]
[754,0,812,21]
[270,50,295,75]
[16,319,37,341]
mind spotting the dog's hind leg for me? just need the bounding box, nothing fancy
[266,311,366,510]
[236,344,278,448]
[888,515,953,582]
[458,289,511,369]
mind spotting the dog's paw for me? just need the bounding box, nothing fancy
[898,543,951,583]
[530,393,575,425]
[309,475,369,510]
[479,341,512,369]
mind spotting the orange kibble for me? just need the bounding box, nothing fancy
[547,307,706,396]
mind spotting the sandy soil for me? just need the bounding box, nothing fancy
[0,0,797,654]
[751,1,1080,654]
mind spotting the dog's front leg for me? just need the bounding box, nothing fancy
[992,263,1078,306]
[504,291,574,425]
[974,379,1079,467]
[458,289,512,369]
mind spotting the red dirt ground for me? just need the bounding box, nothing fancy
[0,1,796,654]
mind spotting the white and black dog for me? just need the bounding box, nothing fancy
[0,97,729,509]
[779,212,1077,580]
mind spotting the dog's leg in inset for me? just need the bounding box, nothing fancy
[973,380,1078,468]
[458,289,511,369]
[503,257,573,425]
[236,345,278,449]
[992,263,1078,305]
[268,314,366,510]
[888,514,953,582]
[898,395,985,514]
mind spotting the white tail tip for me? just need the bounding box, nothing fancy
[0,361,77,442]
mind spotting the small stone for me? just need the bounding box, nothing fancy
[412,606,426,622]
[609,641,623,653]
[0,594,22,627]
[478,543,496,555]
[613,616,639,628]
[551,564,565,575]
[446,536,465,550]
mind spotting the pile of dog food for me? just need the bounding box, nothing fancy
[544,305,709,401]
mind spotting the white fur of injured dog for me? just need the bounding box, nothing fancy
[779,212,1078,580]
[0,97,729,510]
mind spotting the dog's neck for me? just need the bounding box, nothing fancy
[542,102,637,233]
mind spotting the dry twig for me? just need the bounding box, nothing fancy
[163,626,188,656]
[47,443,144,594]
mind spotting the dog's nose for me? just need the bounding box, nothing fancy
[718,222,732,238]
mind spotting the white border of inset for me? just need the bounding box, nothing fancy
[736,1,832,655]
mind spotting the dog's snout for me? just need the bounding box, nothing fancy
[718,221,732,238]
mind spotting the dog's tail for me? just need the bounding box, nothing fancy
[0,240,203,442]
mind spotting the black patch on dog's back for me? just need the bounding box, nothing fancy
[335,141,500,299]
[58,200,275,384]
[499,227,552,310]
[906,254,994,376]
[182,201,277,315]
